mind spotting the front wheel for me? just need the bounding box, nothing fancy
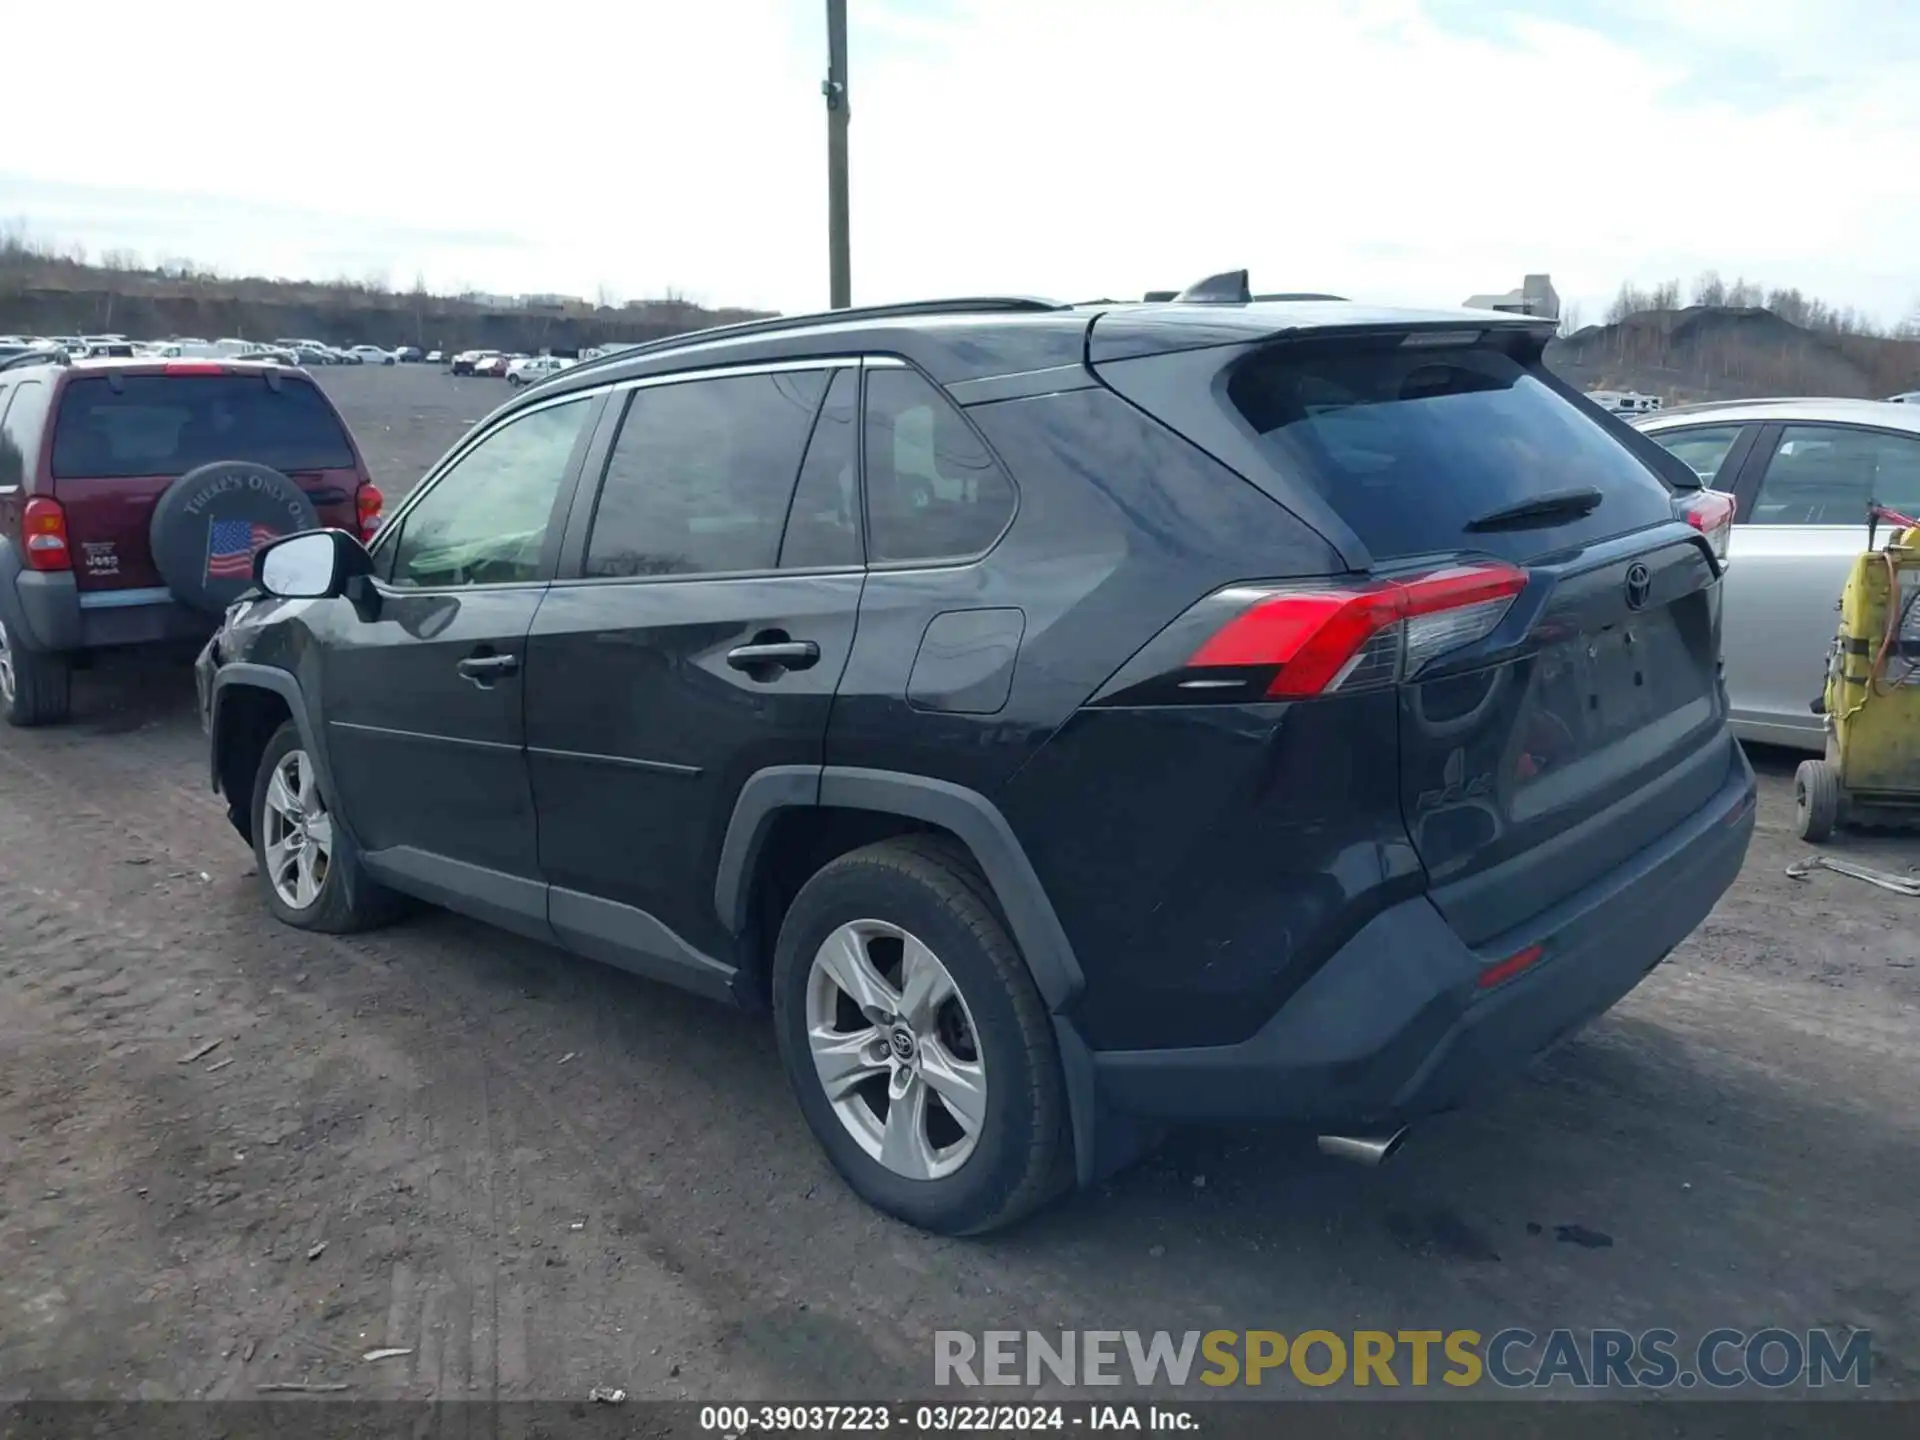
[772,836,1071,1235]
[250,721,403,932]
[1795,758,1843,843]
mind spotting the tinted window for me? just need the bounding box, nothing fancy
[779,369,861,569]
[1751,425,1920,525]
[1649,425,1743,485]
[49,375,356,479]
[0,380,48,488]
[863,368,1014,563]
[384,398,590,588]
[1226,342,1674,560]
[585,370,827,578]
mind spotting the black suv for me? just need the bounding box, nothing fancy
[199,280,1756,1234]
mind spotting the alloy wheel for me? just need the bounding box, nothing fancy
[262,748,333,910]
[804,919,987,1180]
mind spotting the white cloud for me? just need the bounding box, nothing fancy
[1,0,1915,323]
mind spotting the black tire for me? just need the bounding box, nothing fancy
[772,836,1072,1235]
[0,620,72,727]
[149,461,319,615]
[250,721,404,932]
[1795,758,1842,843]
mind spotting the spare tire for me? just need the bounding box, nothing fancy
[150,461,319,614]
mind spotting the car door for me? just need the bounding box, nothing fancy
[317,392,601,937]
[524,361,864,991]
[1723,422,1920,744]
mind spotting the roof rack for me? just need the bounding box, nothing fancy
[556,295,1069,384]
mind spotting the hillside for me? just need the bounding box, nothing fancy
[1546,305,1920,403]
[0,248,769,354]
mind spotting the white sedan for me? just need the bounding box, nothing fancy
[347,345,396,366]
[506,355,573,387]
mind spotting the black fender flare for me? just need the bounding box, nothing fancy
[208,662,342,830]
[716,764,1104,1186]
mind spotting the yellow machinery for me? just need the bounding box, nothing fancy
[1799,514,1920,841]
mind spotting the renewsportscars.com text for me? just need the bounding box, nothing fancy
[934,1328,1872,1391]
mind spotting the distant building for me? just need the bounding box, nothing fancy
[521,293,585,312]
[1463,273,1560,321]
[460,291,525,310]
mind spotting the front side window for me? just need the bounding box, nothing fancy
[862,368,1015,563]
[1752,425,1920,525]
[584,370,828,579]
[383,398,590,588]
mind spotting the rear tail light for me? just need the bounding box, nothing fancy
[355,482,385,542]
[21,497,71,572]
[1187,561,1528,699]
[1677,487,1734,563]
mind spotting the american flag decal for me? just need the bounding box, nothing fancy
[205,519,279,580]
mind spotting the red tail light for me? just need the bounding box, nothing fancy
[164,361,226,375]
[1188,561,1529,698]
[21,497,71,572]
[355,481,385,542]
[1677,487,1734,563]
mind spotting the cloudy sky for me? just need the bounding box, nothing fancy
[3,0,1917,325]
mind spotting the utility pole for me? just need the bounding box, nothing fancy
[823,0,851,309]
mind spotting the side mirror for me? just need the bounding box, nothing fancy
[255,528,373,599]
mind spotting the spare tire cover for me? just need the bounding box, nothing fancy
[150,461,319,614]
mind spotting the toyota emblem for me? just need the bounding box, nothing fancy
[1625,562,1652,611]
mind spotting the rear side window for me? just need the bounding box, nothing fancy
[1226,342,1674,560]
[1,379,48,488]
[49,375,357,480]
[779,368,861,569]
[863,368,1015,563]
[585,370,828,578]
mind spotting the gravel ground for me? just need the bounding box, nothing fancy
[2,365,1918,1406]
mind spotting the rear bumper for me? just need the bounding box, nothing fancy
[1089,740,1756,1125]
[8,571,214,653]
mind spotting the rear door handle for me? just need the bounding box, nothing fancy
[726,640,820,672]
[457,652,520,684]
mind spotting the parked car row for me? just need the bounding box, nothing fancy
[0,334,440,368]
[448,348,579,382]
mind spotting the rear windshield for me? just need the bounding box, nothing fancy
[50,374,356,480]
[1227,342,1673,560]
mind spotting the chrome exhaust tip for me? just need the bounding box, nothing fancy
[1316,1128,1408,1167]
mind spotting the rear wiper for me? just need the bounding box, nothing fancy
[1465,486,1603,532]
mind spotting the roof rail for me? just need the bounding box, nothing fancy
[556,295,1069,384]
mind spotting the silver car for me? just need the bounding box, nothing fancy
[1635,399,1920,749]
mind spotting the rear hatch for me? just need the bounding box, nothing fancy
[1096,325,1733,944]
[47,366,364,592]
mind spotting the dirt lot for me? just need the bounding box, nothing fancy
[2,364,1918,1404]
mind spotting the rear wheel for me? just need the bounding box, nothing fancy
[0,620,73,727]
[250,721,403,932]
[1795,758,1842,843]
[772,837,1071,1235]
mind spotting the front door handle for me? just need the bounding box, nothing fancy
[457,652,520,685]
[726,640,820,673]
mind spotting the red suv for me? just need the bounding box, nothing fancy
[0,354,382,725]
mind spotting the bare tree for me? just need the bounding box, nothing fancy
[1557,301,1585,337]
[1692,271,1727,307]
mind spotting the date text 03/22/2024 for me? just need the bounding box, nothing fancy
[698,1405,1193,1432]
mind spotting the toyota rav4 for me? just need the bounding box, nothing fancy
[198,279,1755,1234]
